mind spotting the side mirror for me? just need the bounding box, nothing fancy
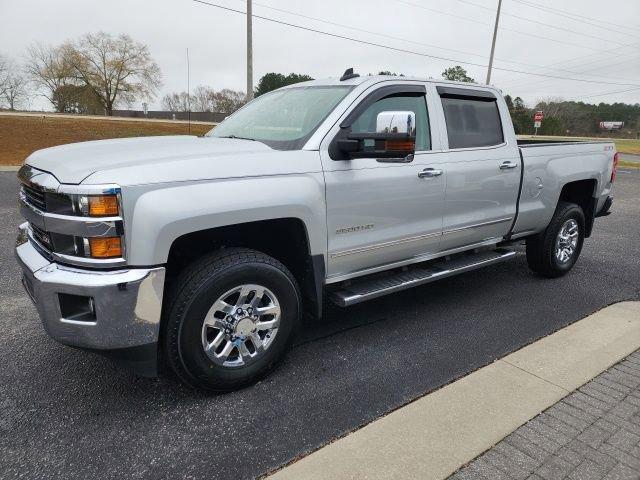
[336,110,417,162]
[376,111,416,136]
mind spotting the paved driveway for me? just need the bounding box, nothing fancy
[1,170,639,480]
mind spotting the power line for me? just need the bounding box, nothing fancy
[192,0,640,88]
[496,40,640,89]
[391,0,487,27]
[511,0,640,35]
[246,0,486,64]
[244,0,634,82]
[501,54,640,90]
[456,0,640,43]
[579,87,640,100]
[395,0,631,51]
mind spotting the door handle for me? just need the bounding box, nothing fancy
[418,168,443,178]
[499,161,518,170]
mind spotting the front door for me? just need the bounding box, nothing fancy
[320,85,445,280]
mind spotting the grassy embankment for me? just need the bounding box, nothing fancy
[1,114,638,167]
[518,135,640,167]
[0,114,213,165]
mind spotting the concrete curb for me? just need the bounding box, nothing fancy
[268,302,640,480]
[0,166,20,172]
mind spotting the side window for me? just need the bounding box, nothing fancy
[350,93,431,151]
[441,97,504,149]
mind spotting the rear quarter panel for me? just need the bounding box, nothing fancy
[514,142,614,235]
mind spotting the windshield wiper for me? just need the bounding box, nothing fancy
[219,135,256,141]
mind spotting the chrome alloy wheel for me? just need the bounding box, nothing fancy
[201,284,281,368]
[555,219,579,264]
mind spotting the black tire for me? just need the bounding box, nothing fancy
[526,201,585,278]
[163,248,301,392]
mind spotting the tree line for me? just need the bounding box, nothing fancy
[505,95,639,137]
[442,66,639,138]
[1,32,162,115]
[1,45,638,137]
[160,73,313,115]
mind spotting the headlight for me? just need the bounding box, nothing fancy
[78,194,120,217]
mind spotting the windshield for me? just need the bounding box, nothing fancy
[208,85,353,150]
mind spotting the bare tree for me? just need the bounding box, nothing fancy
[66,32,162,115]
[2,72,28,110]
[25,43,74,108]
[534,97,565,118]
[163,87,246,114]
[0,54,8,98]
[0,56,29,110]
[161,91,192,112]
[213,89,246,114]
[191,85,215,112]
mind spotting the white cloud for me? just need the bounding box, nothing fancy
[1,0,638,110]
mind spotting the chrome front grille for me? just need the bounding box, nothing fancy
[30,222,54,254]
[21,184,46,211]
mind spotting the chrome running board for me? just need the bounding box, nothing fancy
[328,248,516,307]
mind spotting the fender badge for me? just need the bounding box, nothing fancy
[336,224,374,235]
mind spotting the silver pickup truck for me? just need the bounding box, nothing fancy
[15,70,617,391]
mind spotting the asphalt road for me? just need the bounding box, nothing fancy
[1,170,639,480]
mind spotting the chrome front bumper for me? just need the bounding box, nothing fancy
[15,223,165,376]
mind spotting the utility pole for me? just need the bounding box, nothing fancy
[246,0,254,100]
[485,0,502,85]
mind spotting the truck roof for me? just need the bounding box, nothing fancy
[283,74,502,94]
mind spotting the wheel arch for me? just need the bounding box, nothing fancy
[164,218,325,319]
[558,179,598,238]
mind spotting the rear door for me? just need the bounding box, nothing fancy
[320,83,446,280]
[434,85,521,251]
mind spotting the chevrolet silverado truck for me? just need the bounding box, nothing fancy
[15,70,617,392]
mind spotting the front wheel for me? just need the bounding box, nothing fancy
[526,201,585,278]
[163,248,301,392]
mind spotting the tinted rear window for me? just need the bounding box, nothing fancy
[441,97,504,149]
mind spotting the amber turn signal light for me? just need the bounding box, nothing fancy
[385,139,415,152]
[88,195,119,216]
[89,237,122,258]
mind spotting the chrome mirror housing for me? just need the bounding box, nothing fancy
[376,111,416,136]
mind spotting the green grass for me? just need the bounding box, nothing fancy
[517,135,640,155]
[620,160,640,168]
[613,139,640,155]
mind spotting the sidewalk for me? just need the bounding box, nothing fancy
[268,302,640,480]
[451,351,640,480]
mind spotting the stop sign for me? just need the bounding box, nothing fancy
[534,111,544,122]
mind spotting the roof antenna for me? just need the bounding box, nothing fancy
[340,68,360,81]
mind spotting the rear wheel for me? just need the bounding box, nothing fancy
[526,201,585,278]
[163,248,301,392]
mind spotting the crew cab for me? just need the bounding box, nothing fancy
[15,70,617,391]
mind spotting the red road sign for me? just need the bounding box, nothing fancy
[534,111,544,122]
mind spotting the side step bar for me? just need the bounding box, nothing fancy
[329,248,517,307]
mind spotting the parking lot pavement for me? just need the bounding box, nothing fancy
[451,349,640,480]
[269,302,640,479]
[1,169,639,480]
[620,153,640,165]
